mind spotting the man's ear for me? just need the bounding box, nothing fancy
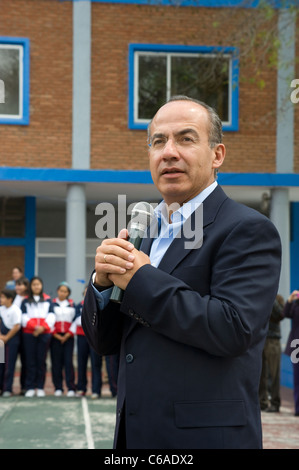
[212,143,226,170]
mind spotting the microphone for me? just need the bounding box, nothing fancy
[110,201,155,303]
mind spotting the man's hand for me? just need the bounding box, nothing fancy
[94,229,151,290]
[109,245,151,291]
[288,290,299,303]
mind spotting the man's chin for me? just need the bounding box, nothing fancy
[160,190,187,207]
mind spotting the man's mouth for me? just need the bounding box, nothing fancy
[161,168,184,176]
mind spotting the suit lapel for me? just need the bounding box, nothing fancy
[155,185,228,274]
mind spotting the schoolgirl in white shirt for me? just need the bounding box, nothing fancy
[13,276,30,394]
[0,289,22,396]
[50,282,76,397]
[21,276,55,397]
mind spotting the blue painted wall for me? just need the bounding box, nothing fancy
[291,202,299,291]
[283,202,299,389]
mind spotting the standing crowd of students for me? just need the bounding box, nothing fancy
[0,269,119,398]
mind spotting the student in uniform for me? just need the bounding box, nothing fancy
[21,276,55,397]
[13,277,30,394]
[14,277,30,308]
[70,288,94,396]
[5,266,23,290]
[50,282,76,397]
[0,289,22,397]
[71,287,118,398]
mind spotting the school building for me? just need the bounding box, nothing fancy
[0,0,299,381]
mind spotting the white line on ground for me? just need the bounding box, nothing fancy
[81,397,95,449]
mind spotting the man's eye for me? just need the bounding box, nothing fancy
[153,139,164,146]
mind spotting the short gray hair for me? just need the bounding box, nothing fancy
[147,95,223,149]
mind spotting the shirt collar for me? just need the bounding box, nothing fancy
[154,180,218,224]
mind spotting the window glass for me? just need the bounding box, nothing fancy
[0,46,21,118]
[0,38,29,125]
[129,45,238,131]
[0,197,25,237]
[138,54,167,120]
[171,55,229,122]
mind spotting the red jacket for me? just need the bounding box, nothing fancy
[51,298,76,335]
[21,294,55,334]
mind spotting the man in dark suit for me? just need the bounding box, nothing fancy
[82,96,281,449]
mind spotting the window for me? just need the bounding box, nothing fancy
[129,44,239,131]
[0,37,30,125]
[0,197,25,237]
[35,238,100,298]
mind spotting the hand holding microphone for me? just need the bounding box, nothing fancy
[94,202,155,303]
[110,202,155,303]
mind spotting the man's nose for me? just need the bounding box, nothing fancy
[161,138,180,159]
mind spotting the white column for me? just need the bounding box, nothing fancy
[66,184,86,303]
[270,188,291,347]
[66,0,91,302]
[274,9,296,348]
[276,9,296,174]
[72,0,91,170]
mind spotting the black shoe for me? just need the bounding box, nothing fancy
[260,404,268,411]
[266,405,280,413]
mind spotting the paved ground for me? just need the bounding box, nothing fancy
[0,395,116,449]
[261,386,299,449]
[0,368,298,449]
[0,368,116,449]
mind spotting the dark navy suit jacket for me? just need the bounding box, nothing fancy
[82,185,281,449]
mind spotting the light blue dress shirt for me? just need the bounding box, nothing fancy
[150,181,217,268]
[92,181,218,309]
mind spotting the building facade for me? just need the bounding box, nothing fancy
[0,0,299,368]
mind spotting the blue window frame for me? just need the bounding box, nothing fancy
[87,0,261,5]
[0,37,30,125]
[128,43,239,131]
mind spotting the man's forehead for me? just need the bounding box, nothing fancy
[151,100,209,133]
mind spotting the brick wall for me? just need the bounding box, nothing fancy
[0,246,24,291]
[0,0,72,168]
[90,4,278,173]
[0,1,298,174]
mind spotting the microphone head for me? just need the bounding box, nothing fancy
[128,201,155,236]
